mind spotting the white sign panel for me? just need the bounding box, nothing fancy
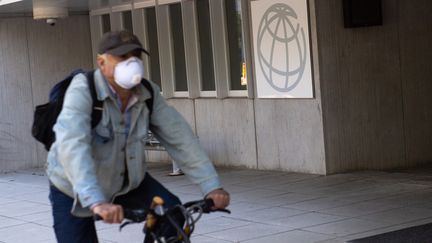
[251,0,313,98]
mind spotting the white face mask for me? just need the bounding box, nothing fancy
[114,56,144,89]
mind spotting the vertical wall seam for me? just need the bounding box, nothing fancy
[243,0,259,169]
[307,0,326,174]
[252,99,259,169]
[193,99,198,137]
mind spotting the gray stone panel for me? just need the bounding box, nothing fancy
[254,99,326,174]
[195,99,257,168]
[0,18,36,171]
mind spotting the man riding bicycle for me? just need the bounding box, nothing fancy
[46,30,230,243]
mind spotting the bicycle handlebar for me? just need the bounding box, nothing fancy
[93,198,230,222]
[94,198,230,243]
[183,198,231,214]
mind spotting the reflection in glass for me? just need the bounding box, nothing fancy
[102,14,111,34]
[170,3,188,92]
[122,11,133,31]
[225,0,247,90]
[196,0,215,91]
[145,7,162,89]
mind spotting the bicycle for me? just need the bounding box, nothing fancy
[95,197,231,243]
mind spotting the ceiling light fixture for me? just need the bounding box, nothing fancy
[32,0,68,20]
[0,0,24,6]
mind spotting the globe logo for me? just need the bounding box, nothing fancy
[257,3,307,92]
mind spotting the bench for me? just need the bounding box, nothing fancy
[144,131,166,151]
[145,131,183,176]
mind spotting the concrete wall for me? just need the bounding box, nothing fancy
[148,94,326,174]
[195,99,258,169]
[255,99,326,174]
[0,18,36,171]
[0,15,93,172]
[316,0,432,173]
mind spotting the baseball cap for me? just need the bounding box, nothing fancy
[98,30,150,56]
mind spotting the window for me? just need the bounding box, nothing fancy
[225,0,247,91]
[169,3,188,92]
[145,7,162,89]
[122,11,133,31]
[196,0,215,92]
[102,14,111,34]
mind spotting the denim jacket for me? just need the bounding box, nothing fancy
[46,69,221,217]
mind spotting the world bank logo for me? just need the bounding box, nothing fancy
[257,3,308,92]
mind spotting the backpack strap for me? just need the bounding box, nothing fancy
[85,71,103,128]
[141,78,154,117]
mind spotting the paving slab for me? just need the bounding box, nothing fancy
[0,223,55,243]
[303,218,390,237]
[242,230,335,243]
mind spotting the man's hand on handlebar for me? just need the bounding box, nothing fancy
[92,190,230,224]
[92,203,124,224]
[205,189,230,210]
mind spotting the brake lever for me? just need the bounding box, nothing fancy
[119,208,149,231]
[214,208,231,214]
[119,220,135,231]
[94,214,139,232]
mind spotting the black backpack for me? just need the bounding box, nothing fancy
[31,69,154,151]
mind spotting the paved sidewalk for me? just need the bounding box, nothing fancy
[1,163,432,243]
